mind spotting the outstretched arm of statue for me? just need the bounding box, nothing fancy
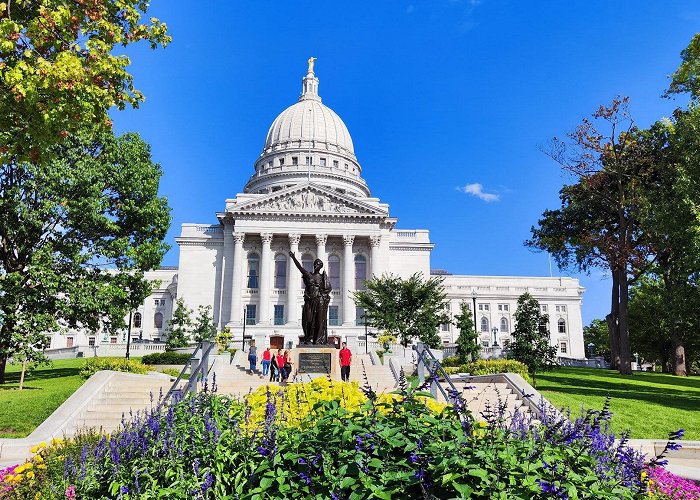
[289,251,307,275]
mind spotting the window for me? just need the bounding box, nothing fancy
[279,158,285,166]
[305,156,312,165]
[292,156,298,165]
[441,323,450,332]
[329,306,340,326]
[500,317,509,333]
[328,255,340,289]
[560,342,568,354]
[133,312,142,328]
[320,158,326,167]
[556,304,567,313]
[154,312,163,329]
[502,339,510,348]
[88,337,95,347]
[247,253,259,288]
[268,161,272,168]
[301,253,313,287]
[498,304,509,312]
[245,305,256,325]
[480,317,489,332]
[110,337,117,344]
[356,307,365,326]
[66,337,74,348]
[478,303,490,311]
[355,255,367,290]
[274,305,285,325]
[481,340,489,348]
[333,160,339,168]
[540,304,548,313]
[274,255,287,289]
[558,319,567,334]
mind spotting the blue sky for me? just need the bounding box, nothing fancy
[111,1,700,325]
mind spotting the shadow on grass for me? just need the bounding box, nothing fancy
[0,366,82,385]
[538,371,700,412]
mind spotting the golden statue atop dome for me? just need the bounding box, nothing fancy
[307,56,316,74]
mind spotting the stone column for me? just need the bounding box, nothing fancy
[229,232,245,325]
[258,232,273,325]
[287,233,301,325]
[316,234,328,266]
[342,235,355,326]
[369,235,381,279]
[218,222,234,327]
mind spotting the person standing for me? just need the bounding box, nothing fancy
[339,342,352,382]
[248,341,257,374]
[282,350,293,383]
[261,347,271,376]
[274,349,285,383]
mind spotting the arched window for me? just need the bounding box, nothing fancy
[328,255,340,289]
[355,255,367,290]
[274,254,287,289]
[500,317,508,333]
[133,312,142,328]
[480,317,489,332]
[301,253,314,288]
[247,253,259,289]
[154,312,163,329]
[558,318,567,334]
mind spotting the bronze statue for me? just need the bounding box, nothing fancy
[289,251,332,344]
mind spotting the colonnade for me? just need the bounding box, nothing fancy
[224,232,382,327]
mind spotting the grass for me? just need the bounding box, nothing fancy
[0,358,86,438]
[537,367,700,441]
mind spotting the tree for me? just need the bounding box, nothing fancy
[453,300,479,362]
[0,1,170,166]
[510,293,557,387]
[353,273,449,349]
[0,131,171,382]
[166,299,192,350]
[527,98,652,375]
[583,318,610,360]
[192,305,216,343]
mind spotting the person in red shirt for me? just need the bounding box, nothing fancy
[275,350,285,383]
[261,347,272,376]
[339,342,352,382]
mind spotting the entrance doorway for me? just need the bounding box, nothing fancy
[270,335,284,350]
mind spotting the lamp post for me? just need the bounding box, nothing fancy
[125,310,133,360]
[634,352,639,370]
[242,306,247,352]
[587,342,595,358]
[471,290,477,336]
[491,326,499,347]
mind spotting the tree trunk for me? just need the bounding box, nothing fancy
[0,355,6,385]
[18,359,27,390]
[671,336,687,376]
[617,267,632,375]
[606,270,621,370]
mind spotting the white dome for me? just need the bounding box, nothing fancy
[263,99,355,156]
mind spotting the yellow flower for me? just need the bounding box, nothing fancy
[50,437,63,446]
[12,473,23,483]
[34,454,44,463]
[37,464,46,470]
[26,471,35,480]
[30,445,40,453]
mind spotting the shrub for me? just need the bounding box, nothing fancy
[158,367,181,378]
[441,355,461,367]
[444,359,531,382]
[375,350,384,364]
[1,382,665,499]
[79,357,149,379]
[141,351,191,365]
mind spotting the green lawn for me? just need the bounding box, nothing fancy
[537,367,700,440]
[0,358,86,438]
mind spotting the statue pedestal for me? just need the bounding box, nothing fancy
[294,346,338,379]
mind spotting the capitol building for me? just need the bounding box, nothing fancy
[53,61,586,358]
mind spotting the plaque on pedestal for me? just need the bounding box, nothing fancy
[293,346,338,378]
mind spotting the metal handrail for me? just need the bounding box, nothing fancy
[413,342,458,402]
[180,340,216,394]
[163,340,215,403]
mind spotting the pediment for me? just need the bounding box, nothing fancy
[230,184,388,218]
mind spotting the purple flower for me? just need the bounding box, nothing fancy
[299,472,311,485]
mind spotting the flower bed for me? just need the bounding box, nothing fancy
[0,376,694,498]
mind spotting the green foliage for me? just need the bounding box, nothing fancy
[444,359,531,383]
[215,328,233,352]
[375,350,384,364]
[166,298,192,349]
[510,293,557,386]
[0,131,171,382]
[353,273,449,348]
[0,0,170,166]
[453,300,479,362]
[584,318,610,359]
[192,305,216,343]
[667,32,700,100]
[141,351,190,365]
[441,355,461,367]
[79,357,148,379]
[158,367,181,378]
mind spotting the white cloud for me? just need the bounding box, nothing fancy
[456,183,500,202]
